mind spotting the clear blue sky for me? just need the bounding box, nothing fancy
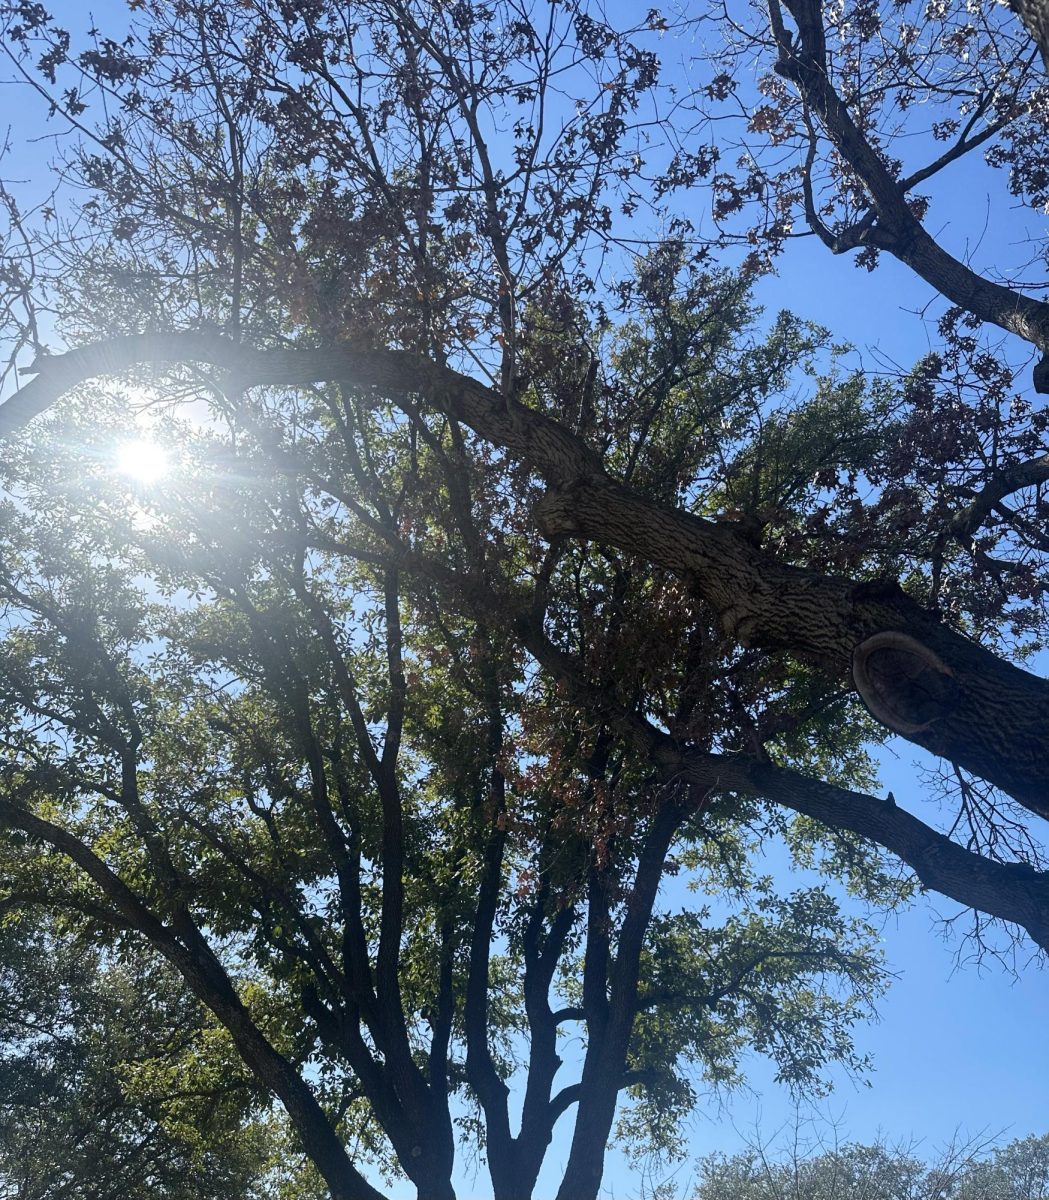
[2,5,1047,1197]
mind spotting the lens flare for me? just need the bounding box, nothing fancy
[115,439,170,483]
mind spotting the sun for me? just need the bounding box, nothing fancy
[115,438,171,483]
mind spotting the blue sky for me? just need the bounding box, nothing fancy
[1,4,1047,1197]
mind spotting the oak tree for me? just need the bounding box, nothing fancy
[0,1,1046,1198]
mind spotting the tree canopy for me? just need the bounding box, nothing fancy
[694,1130,1049,1200]
[0,912,303,1200]
[0,2,1046,1198]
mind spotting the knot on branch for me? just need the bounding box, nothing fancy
[852,631,957,735]
[533,481,590,540]
[772,57,804,83]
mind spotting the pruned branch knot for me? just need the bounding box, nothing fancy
[852,631,958,735]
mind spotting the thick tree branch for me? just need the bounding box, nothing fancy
[533,478,1049,815]
[513,610,1049,954]
[1010,0,1049,69]
[517,900,579,1165]
[2,333,1047,811]
[645,742,1049,954]
[555,801,684,1200]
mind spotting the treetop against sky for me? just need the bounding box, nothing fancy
[0,3,1047,1199]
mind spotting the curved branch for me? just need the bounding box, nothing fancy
[645,741,1049,954]
[0,798,387,1200]
[515,613,1049,954]
[548,1069,663,1125]
[774,0,1049,387]
[949,453,1049,540]
[2,333,1048,811]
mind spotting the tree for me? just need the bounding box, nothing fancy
[957,1135,1049,1199]
[0,0,1044,1197]
[693,1130,1049,1200]
[0,913,308,1200]
[0,265,894,1200]
[691,1,1049,385]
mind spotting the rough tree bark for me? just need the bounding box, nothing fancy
[1011,0,1049,68]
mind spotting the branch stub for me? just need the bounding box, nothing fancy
[852,631,958,735]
